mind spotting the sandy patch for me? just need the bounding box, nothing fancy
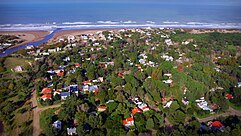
[0,31,49,48]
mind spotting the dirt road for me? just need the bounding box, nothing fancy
[31,90,60,136]
[197,107,241,122]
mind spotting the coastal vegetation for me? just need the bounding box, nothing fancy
[0,28,241,135]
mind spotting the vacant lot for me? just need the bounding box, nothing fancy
[4,57,31,70]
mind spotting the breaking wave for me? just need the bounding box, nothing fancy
[1,21,241,31]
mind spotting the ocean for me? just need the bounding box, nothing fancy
[0,2,241,30]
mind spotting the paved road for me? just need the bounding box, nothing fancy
[197,106,241,122]
[31,90,61,136]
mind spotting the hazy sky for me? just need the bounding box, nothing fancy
[1,0,241,5]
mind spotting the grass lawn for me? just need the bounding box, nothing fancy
[228,101,241,110]
[4,57,32,70]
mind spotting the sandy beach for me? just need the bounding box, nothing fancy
[0,31,49,48]
[1,28,241,49]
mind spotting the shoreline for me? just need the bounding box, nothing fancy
[0,31,49,49]
[1,27,241,53]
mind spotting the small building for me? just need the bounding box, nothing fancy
[57,71,65,76]
[52,120,62,130]
[182,97,189,105]
[41,88,52,94]
[208,121,225,132]
[60,92,70,100]
[69,84,78,93]
[97,105,107,112]
[83,80,92,85]
[67,127,77,135]
[14,66,23,72]
[122,117,134,127]
[41,94,52,101]
[163,101,173,108]
[225,93,233,99]
[75,63,81,68]
[67,35,75,43]
[138,103,150,112]
[132,107,142,115]
[132,97,142,105]
[54,89,62,96]
[89,85,98,93]
[83,85,89,92]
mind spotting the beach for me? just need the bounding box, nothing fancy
[0,31,49,48]
[1,28,241,52]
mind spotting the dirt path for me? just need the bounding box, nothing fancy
[31,90,61,136]
[197,107,241,122]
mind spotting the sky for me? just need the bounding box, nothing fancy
[1,0,241,5]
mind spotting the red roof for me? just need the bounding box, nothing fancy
[75,63,81,67]
[122,117,134,125]
[41,88,52,94]
[225,93,233,99]
[118,73,124,77]
[41,94,52,99]
[211,121,224,128]
[56,89,62,93]
[141,106,149,111]
[83,80,91,85]
[178,66,184,72]
[132,107,142,115]
[57,71,64,76]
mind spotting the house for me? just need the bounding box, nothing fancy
[97,105,107,112]
[41,94,52,101]
[52,120,62,130]
[132,107,142,115]
[41,88,52,94]
[57,71,65,76]
[67,127,77,135]
[132,97,142,105]
[225,93,233,99]
[59,38,65,42]
[83,80,92,85]
[237,82,241,88]
[122,117,134,127]
[89,85,98,93]
[67,35,75,43]
[163,79,173,84]
[60,92,70,100]
[165,39,173,46]
[138,103,150,112]
[69,84,78,93]
[196,98,213,112]
[14,66,23,72]
[63,57,70,62]
[75,63,81,68]
[118,73,124,77]
[208,121,225,132]
[182,97,189,105]
[53,89,62,96]
[83,85,89,92]
[106,100,114,104]
[163,100,173,108]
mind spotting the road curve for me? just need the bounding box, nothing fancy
[31,90,61,136]
[197,106,241,122]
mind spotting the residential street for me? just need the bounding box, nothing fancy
[31,90,61,136]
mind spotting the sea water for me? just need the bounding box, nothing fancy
[0,2,241,30]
